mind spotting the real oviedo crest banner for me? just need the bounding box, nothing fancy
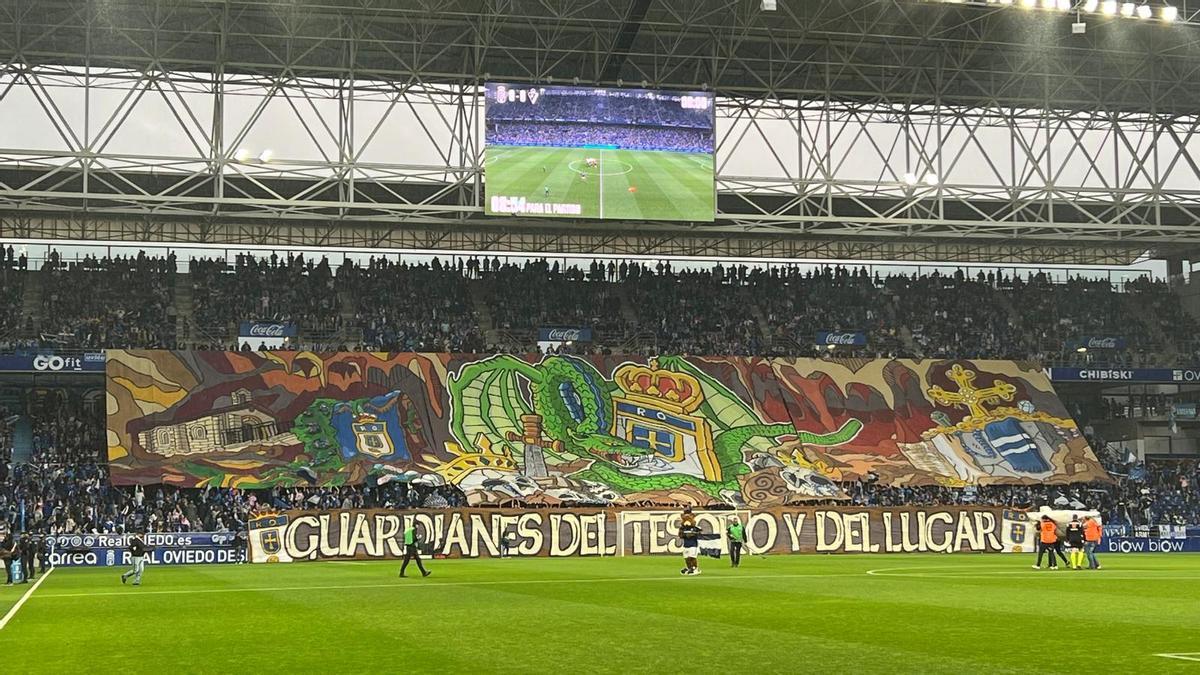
[106,352,1108,504]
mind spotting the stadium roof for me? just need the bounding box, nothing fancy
[2,0,1200,264]
[7,0,1200,111]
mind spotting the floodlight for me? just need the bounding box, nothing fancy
[1120,2,1135,16]
[1162,4,1178,21]
[1136,3,1151,18]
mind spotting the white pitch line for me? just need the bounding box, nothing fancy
[0,567,54,631]
[33,571,859,600]
[1154,653,1200,662]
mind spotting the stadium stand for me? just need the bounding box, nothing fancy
[0,249,1198,540]
[0,251,1197,361]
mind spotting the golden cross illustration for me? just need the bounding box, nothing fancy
[927,364,1016,421]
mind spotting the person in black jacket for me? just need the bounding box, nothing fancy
[19,533,35,583]
[37,536,50,574]
[120,532,150,586]
[1,531,15,585]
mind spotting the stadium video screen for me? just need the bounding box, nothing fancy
[484,83,715,222]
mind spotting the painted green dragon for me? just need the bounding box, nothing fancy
[448,354,862,498]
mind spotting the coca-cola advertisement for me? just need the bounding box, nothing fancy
[537,326,593,343]
[816,331,867,347]
[1077,336,1127,350]
[240,321,298,338]
[238,321,298,350]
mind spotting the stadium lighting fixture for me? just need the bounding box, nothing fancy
[1101,0,1117,13]
[233,148,251,162]
[1120,2,1135,16]
[1055,0,1072,9]
[1162,3,1178,20]
[903,172,919,186]
[258,149,274,163]
[1083,0,1099,11]
[923,172,940,186]
[1136,3,1151,18]
[1019,0,1036,8]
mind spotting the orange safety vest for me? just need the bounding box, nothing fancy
[1084,519,1102,542]
[1039,520,1058,544]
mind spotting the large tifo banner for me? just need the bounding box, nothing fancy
[107,352,1107,506]
[247,507,1034,562]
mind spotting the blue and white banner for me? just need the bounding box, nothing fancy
[1101,537,1200,553]
[239,321,298,339]
[1076,336,1127,350]
[1047,367,1200,383]
[45,532,239,549]
[45,531,244,566]
[0,351,105,373]
[816,331,867,347]
[537,327,593,342]
[50,546,246,567]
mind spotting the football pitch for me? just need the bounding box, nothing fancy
[484,145,715,221]
[2,554,1198,673]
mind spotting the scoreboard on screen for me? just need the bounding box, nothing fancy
[483,82,716,222]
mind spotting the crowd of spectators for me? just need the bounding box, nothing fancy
[486,121,714,153]
[343,257,485,353]
[190,254,342,337]
[1,249,1198,365]
[486,88,712,128]
[485,259,623,340]
[484,87,713,152]
[38,251,177,349]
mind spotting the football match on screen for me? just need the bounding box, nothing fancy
[2,1,1200,673]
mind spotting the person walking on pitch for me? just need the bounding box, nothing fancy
[120,531,150,586]
[399,524,431,578]
[1065,515,1086,570]
[1083,516,1103,570]
[726,517,746,568]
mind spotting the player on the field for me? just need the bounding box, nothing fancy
[679,507,702,575]
[726,516,746,568]
[120,531,149,586]
[399,524,431,578]
[544,186,550,197]
[1065,515,1085,569]
[1083,516,1103,570]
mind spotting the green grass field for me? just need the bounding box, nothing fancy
[484,145,715,221]
[3,554,1199,672]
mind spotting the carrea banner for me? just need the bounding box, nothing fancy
[816,331,867,347]
[537,327,593,342]
[1101,537,1200,554]
[246,507,1034,563]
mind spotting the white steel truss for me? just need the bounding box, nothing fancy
[1,0,1200,263]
